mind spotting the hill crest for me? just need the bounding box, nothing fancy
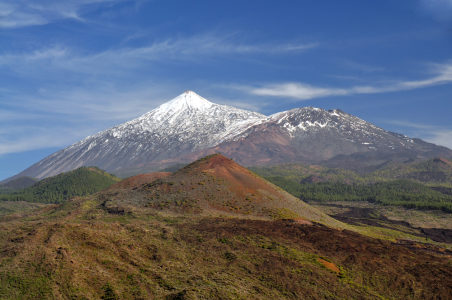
[0,167,120,204]
[101,154,344,227]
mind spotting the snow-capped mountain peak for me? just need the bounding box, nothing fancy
[23,91,267,179]
[8,91,451,181]
[153,90,213,115]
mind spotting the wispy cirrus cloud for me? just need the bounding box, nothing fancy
[381,120,437,130]
[381,119,452,150]
[0,83,174,155]
[426,130,452,149]
[0,33,317,155]
[0,128,94,155]
[0,36,318,78]
[0,0,139,28]
[419,0,452,23]
[244,60,452,100]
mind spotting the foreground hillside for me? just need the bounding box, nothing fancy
[1,212,451,299]
[0,155,451,299]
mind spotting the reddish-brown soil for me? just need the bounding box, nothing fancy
[2,214,452,299]
[288,217,313,225]
[180,153,278,199]
[133,154,334,224]
[437,157,452,167]
[316,258,340,273]
[178,218,452,299]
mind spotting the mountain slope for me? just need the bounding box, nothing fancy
[5,91,452,181]
[0,177,38,194]
[270,107,423,158]
[2,214,452,299]
[100,154,344,227]
[249,157,452,212]
[1,156,452,299]
[110,104,452,177]
[11,91,265,180]
[205,107,452,169]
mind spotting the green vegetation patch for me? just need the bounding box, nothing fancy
[0,167,120,204]
[266,176,452,212]
[250,157,452,187]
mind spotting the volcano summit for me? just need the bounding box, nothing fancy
[5,91,452,181]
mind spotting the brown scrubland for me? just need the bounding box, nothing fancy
[0,154,451,299]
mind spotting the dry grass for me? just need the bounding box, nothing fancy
[1,155,452,299]
[1,205,451,299]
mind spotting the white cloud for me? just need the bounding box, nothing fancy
[400,62,452,88]
[381,120,437,130]
[250,83,349,100]
[425,130,452,149]
[0,81,178,155]
[0,129,89,155]
[0,2,46,27]
[381,119,452,150]
[419,0,452,22]
[0,36,318,79]
[0,0,135,28]
[245,61,452,100]
[0,33,317,155]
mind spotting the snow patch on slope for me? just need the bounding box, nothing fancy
[21,91,430,180]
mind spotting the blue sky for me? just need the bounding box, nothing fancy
[1,0,452,180]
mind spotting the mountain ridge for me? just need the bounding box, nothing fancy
[4,91,452,182]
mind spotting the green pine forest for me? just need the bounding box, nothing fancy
[0,167,120,204]
[250,157,452,213]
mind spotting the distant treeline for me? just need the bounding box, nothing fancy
[249,157,452,187]
[0,167,119,204]
[265,176,452,213]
